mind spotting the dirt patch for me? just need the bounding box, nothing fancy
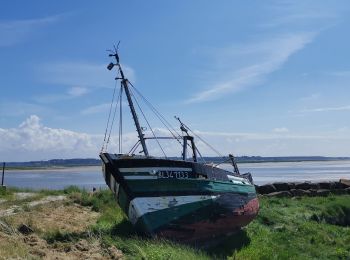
[0,232,29,259]
[15,192,36,200]
[0,197,124,259]
[7,201,99,234]
[0,205,21,217]
[23,235,122,259]
[0,195,66,217]
[28,195,66,207]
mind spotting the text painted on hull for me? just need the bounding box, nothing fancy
[157,170,190,179]
[119,167,196,179]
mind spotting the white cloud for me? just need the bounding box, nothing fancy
[0,15,62,47]
[81,101,129,115]
[259,1,342,29]
[302,105,350,113]
[33,86,89,104]
[187,32,316,103]
[191,129,350,157]
[0,101,50,117]
[328,70,350,77]
[260,10,338,29]
[298,93,320,102]
[1,116,349,162]
[273,127,289,133]
[37,61,135,89]
[81,103,111,115]
[0,115,101,161]
[67,86,88,97]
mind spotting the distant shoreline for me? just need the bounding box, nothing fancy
[3,157,350,170]
[5,165,101,171]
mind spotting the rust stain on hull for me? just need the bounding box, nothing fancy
[157,198,259,243]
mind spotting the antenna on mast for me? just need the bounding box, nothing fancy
[107,43,149,156]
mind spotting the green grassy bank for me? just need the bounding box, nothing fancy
[1,187,349,259]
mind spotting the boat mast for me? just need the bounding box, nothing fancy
[108,49,149,156]
[175,116,197,162]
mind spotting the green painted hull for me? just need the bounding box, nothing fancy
[100,153,259,243]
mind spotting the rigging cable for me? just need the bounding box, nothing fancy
[181,121,225,158]
[129,87,167,158]
[106,85,122,151]
[118,85,123,153]
[128,80,183,146]
[128,80,218,162]
[101,79,119,152]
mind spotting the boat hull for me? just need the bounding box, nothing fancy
[100,153,259,243]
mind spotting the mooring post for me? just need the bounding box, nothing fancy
[1,162,5,186]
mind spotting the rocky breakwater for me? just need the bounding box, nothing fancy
[256,179,350,197]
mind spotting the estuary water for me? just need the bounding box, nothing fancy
[3,160,350,190]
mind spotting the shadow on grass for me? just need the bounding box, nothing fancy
[109,219,251,255]
[205,229,251,258]
[104,216,251,258]
[110,219,136,237]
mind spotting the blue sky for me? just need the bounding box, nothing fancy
[1,1,350,161]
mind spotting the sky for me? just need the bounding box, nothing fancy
[1,1,350,161]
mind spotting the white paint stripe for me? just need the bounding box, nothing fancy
[127,195,218,224]
[124,176,158,180]
[227,175,249,184]
[119,167,192,173]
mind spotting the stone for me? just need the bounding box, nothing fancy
[18,224,33,235]
[308,182,320,190]
[273,182,290,191]
[295,182,311,190]
[316,189,331,197]
[332,181,345,190]
[290,189,310,197]
[266,191,292,198]
[318,182,331,190]
[331,189,347,195]
[257,184,276,194]
[288,182,296,190]
[309,189,318,196]
[340,179,350,188]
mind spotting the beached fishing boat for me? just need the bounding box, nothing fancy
[99,46,259,244]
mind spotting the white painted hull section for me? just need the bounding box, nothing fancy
[127,195,218,225]
[119,167,192,174]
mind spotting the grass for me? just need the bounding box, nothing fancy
[1,187,349,259]
[0,187,14,200]
[230,196,350,259]
[66,189,350,259]
[311,197,350,226]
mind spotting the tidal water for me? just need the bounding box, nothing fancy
[3,160,350,190]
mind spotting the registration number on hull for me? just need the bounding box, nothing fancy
[157,170,191,179]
